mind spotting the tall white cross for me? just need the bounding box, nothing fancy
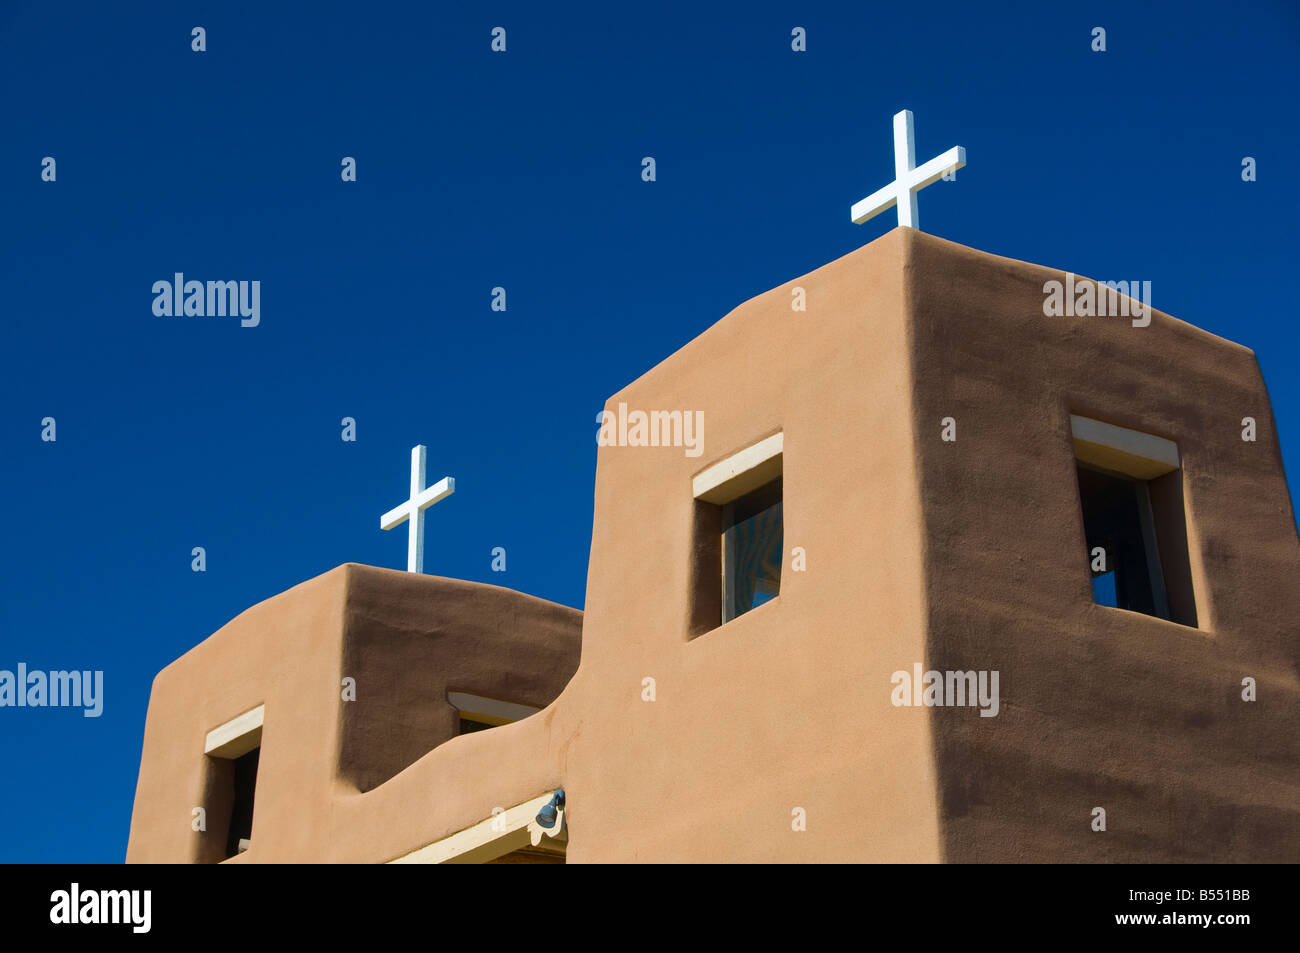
[850,109,966,230]
[380,445,455,574]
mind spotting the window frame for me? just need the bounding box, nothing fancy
[690,432,785,637]
[1069,414,1196,627]
[203,704,265,861]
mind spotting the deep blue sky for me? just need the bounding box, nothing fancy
[1,1,1296,862]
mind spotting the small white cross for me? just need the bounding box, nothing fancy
[850,109,966,231]
[380,445,455,574]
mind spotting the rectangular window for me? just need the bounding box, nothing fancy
[448,691,540,734]
[1071,415,1197,627]
[1077,463,1166,616]
[203,704,264,861]
[721,477,784,623]
[691,433,784,636]
[224,748,259,859]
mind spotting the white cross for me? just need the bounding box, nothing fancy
[380,445,455,573]
[850,109,966,231]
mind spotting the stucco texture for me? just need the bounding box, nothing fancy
[128,228,1300,863]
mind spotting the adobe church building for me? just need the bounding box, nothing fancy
[126,228,1300,863]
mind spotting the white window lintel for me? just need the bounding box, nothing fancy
[693,432,784,504]
[1070,415,1179,480]
[204,704,264,759]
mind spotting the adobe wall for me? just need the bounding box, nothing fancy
[128,229,1297,864]
[559,229,943,861]
[126,566,581,862]
[903,230,1300,861]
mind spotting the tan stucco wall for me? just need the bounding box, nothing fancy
[128,228,1299,863]
[556,228,942,861]
[126,566,581,863]
[901,231,1300,861]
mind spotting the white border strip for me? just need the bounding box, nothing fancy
[1070,415,1179,471]
[389,793,559,864]
[204,704,264,758]
[447,691,540,725]
[692,433,784,501]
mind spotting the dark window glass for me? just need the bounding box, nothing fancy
[224,747,259,859]
[722,477,783,623]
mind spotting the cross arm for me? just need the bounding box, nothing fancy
[380,504,411,531]
[414,476,455,511]
[850,182,901,225]
[907,145,966,192]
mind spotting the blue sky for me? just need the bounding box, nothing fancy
[1,1,1296,861]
